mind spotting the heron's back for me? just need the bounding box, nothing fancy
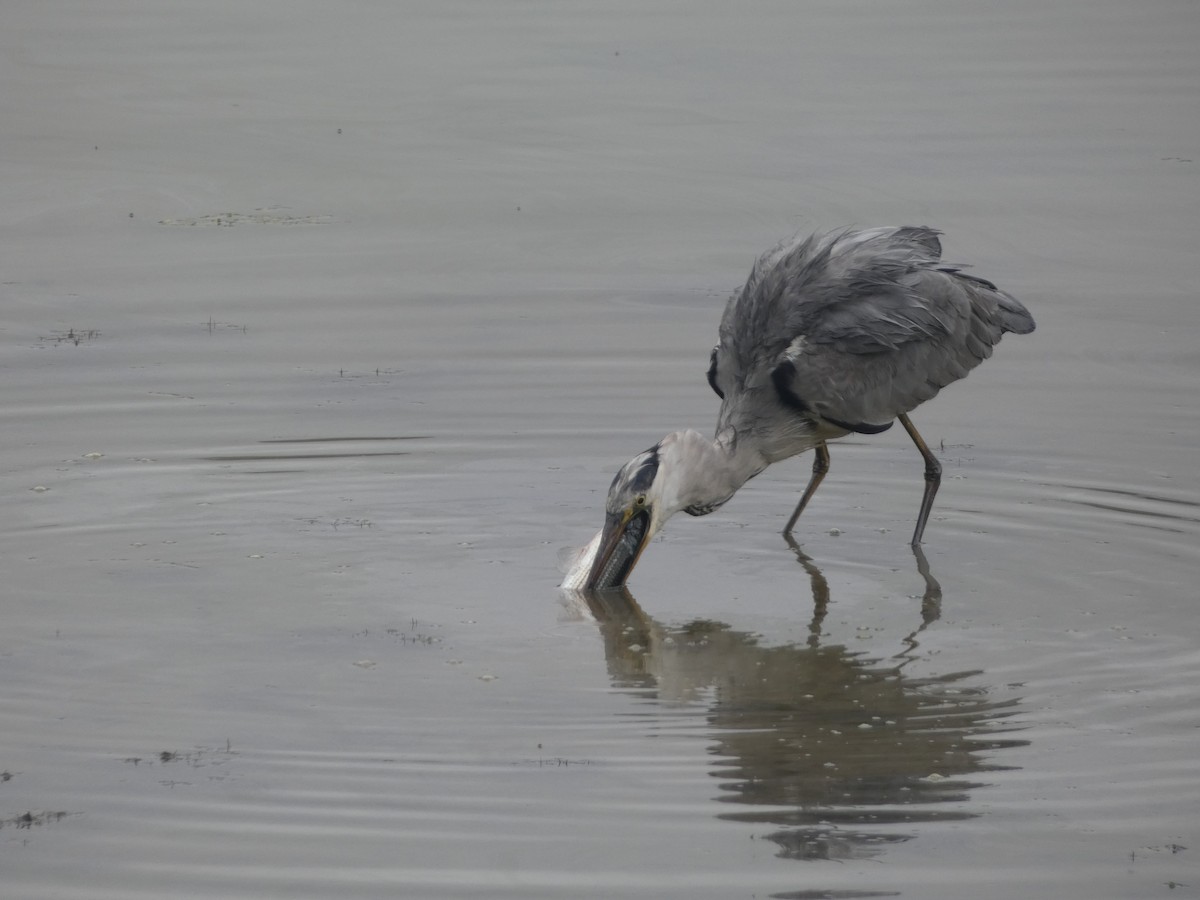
[711,226,1034,453]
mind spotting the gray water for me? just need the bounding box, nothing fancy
[3,1,1198,897]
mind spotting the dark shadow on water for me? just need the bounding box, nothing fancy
[781,537,943,656]
[573,549,1026,867]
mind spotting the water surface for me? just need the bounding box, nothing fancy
[2,1,1198,897]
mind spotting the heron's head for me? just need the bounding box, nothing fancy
[585,430,722,590]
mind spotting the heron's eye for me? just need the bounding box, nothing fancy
[634,494,647,508]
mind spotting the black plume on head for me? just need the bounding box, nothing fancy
[611,444,660,496]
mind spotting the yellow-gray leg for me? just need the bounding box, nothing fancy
[783,442,831,536]
[897,413,942,546]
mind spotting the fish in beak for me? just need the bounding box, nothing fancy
[585,504,653,590]
[558,441,664,593]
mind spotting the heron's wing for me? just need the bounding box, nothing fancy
[773,266,1033,430]
[713,226,1032,430]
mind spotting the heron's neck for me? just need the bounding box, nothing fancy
[663,428,768,518]
[714,425,771,486]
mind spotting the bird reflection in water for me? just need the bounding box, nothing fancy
[569,550,1026,863]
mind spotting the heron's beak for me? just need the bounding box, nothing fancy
[585,506,652,590]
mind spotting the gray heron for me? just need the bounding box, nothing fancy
[570,225,1035,592]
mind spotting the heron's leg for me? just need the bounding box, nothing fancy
[783,442,831,536]
[898,413,942,546]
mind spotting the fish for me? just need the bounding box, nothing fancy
[558,530,602,592]
[558,506,651,592]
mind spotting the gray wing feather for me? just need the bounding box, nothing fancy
[713,226,1034,431]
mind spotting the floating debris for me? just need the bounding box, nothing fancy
[1,810,76,830]
[159,209,333,227]
[39,328,100,347]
